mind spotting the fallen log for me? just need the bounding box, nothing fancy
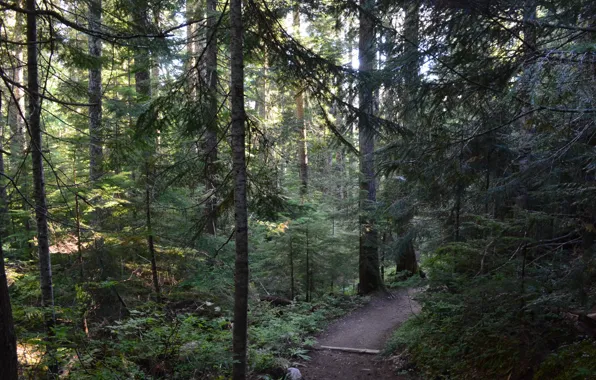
[318,345,380,354]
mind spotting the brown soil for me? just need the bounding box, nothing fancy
[300,289,420,380]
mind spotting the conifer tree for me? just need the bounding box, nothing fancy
[358,0,382,294]
[231,0,249,378]
[204,0,219,235]
[26,0,57,373]
[0,93,18,380]
[88,0,103,183]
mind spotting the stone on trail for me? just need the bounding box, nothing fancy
[286,367,303,379]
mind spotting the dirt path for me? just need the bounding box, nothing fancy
[301,289,419,380]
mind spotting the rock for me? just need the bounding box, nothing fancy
[286,367,303,379]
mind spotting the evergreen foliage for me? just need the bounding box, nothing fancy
[0,0,595,378]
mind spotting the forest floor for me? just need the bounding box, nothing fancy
[300,289,420,379]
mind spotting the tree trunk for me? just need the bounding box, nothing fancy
[290,233,295,300]
[135,4,160,299]
[88,0,103,183]
[256,49,269,121]
[75,195,84,279]
[305,223,310,302]
[0,241,18,380]
[7,3,30,250]
[0,95,7,226]
[516,0,536,210]
[8,1,25,174]
[294,4,308,198]
[27,0,57,373]
[230,0,249,378]
[358,0,382,294]
[392,1,421,275]
[0,93,19,380]
[204,0,219,235]
[396,238,418,275]
[402,0,420,128]
[145,162,161,298]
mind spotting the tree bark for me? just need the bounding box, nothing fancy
[396,238,418,275]
[0,95,7,227]
[289,233,295,300]
[516,0,537,210]
[0,92,19,380]
[145,162,160,298]
[358,0,382,294]
[88,0,103,183]
[230,0,249,378]
[0,241,18,380]
[7,3,30,250]
[402,0,420,128]
[204,0,219,235]
[27,0,57,373]
[394,0,421,275]
[294,4,308,198]
[256,49,269,121]
[8,1,26,174]
[75,194,84,279]
[134,4,160,298]
[305,223,310,301]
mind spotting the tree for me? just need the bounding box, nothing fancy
[358,0,382,294]
[294,3,308,199]
[134,2,160,298]
[230,0,249,378]
[204,0,219,235]
[88,0,103,183]
[7,1,25,174]
[26,0,56,372]
[6,1,30,251]
[0,241,18,380]
[395,0,420,276]
[0,93,19,380]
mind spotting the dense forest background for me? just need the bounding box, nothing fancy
[0,0,595,378]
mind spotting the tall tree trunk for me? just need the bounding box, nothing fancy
[88,0,103,183]
[358,0,382,294]
[75,194,84,279]
[396,238,418,275]
[204,0,219,235]
[305,224,310,302]
[516,0,537,211]
[293,4,308,198]
[231,0,249,378]
[27,0,57,373]
[145,161,160,298]
[396,0,421,274]
[289,233,295,300]
[402,0,420,128]
[7,3,30,250]
[8,1,25,174]
[0,94,19,380]
[0,242,18,380]
[256,49,269,121]
[0,95,7,226]
[135,5,160,298]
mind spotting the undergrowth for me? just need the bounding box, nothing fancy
[9,241,365,379]
[385,237,596,380]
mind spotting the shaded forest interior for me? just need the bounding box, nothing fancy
[0,0,595,379]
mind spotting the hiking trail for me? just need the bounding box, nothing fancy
[301,289,419,379]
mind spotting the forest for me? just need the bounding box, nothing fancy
[0,0,595,379]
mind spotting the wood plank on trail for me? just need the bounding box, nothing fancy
[319,345,381,354]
